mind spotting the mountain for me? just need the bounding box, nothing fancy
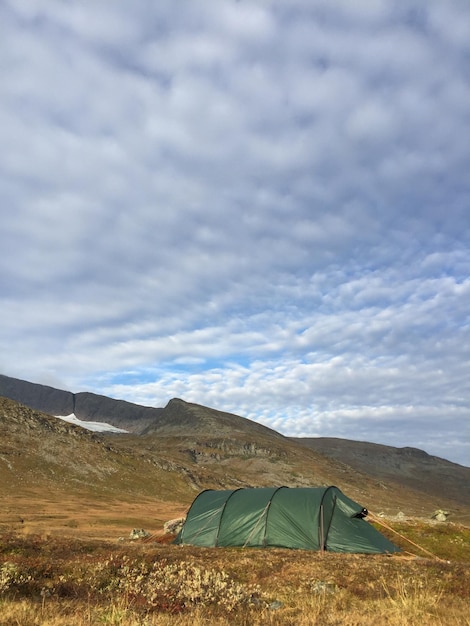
[0,394,441,520]
[1,373,469,537]
[0,373,161,432]
[294,437,470,508]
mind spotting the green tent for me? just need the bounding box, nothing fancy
[175,486,399,554]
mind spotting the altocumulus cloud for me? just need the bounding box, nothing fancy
[0,0,469,465]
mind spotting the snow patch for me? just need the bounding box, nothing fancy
[54,414,128,433]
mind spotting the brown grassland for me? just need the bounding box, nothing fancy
[0,514,469,626]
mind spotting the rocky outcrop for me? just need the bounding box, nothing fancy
[182,440,283,464]
[163,517,186,535]
[431,509,450,522]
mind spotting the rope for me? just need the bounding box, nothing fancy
[368,512,446,562]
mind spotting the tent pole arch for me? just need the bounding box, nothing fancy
[177,489,239,546]
[318,486,338,550]
[178,489,211,544]
[243,500,271,548]
[215,488,242,546]
[260,486,287,547]
[262,486,288,547]
[320,504,324,553]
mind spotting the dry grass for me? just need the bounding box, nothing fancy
[0,491,188,541]
[0,522,469,626]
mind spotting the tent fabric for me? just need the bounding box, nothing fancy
[174,486,399,554]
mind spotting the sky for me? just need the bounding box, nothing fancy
[1,1,469,466]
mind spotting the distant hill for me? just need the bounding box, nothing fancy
[294,437,470,509]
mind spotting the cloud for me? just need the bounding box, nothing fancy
[0,0,469,465]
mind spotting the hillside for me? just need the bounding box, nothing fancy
[1,373,470,538]
[0,374,160,432]
[294,437,470,509]
[0,396,190,538]
[0,396,183,499]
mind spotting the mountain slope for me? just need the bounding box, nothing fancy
[1,374,470,526]
[0,396,187,500]
[1,393,455,523]
[294,437,470,508]
[0,374,160,432]
[141,397,285,438]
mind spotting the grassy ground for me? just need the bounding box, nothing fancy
[0,491,189,541]
[0,521,469,625]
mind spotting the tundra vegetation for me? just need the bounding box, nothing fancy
[0,521,469,625]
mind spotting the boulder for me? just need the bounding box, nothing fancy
[129,528,150,540]
[164,517,186,535]
[431,509,449,522]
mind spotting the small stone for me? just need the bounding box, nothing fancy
[269,600,283,610]
[310,580,337,594]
